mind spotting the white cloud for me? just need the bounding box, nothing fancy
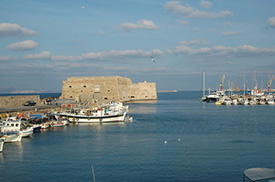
[24,51,52,59]
[173,43,275,57]
[221,21,233,27]
[179,40,210,46]
[0,56,13,61]
[222,31,241,36]
[200,0,212,9]
[120,19,159,31]
[82,49,163,60]
[51,55,82,61]
[7,40,38,51]
[268,17,275,28]
[0,23,37,38]
[165,1,233,19]
[177,20,188,25]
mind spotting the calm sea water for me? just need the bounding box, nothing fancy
[0,91,274,182]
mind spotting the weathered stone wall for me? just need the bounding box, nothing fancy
[60,76,157,102]
[128,81,157,101]
[0,95,41,108]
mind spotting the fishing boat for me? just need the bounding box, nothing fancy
[58,111,127,123]
[19,127,33,137]
[1,133,22,143]
[0,138,4,152]
[1,118,33,137]
[267,99,275,105]
[50,121,65,127]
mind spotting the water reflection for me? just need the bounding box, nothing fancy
[129,103,157,114]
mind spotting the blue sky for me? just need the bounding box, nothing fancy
[0,0,275,92]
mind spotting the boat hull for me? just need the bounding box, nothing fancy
[20,128,33,138]
[1,134,22,143]
[60,112,126,123]
[0,139,3,152]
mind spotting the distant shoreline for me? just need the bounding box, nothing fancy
[157,90,178,93]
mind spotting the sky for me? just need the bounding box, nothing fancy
[0,0,275,92]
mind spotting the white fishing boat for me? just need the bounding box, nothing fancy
[0,138,4,152]
[267,99,275,105]
[50,121,65,127]
[1,118,33,137]
[19,127,33,138]
[1,133,22,143]
[58,111,127,123]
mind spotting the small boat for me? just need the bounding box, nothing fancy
[0,138,4,152]
[215,101,222,106]
[267,99,275,105]
[223,97,232,105]
[50,121,65,127]
[19,127,33,138]
[61,118,69,125]
[249,99,257,106]
[240,98,249,105]
[243,168,275,182]
[258,100,266,105]
[1,133,22,143]
[41,123,50,129]
[232,99,238,105]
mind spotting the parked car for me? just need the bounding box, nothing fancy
[24,101,36,106]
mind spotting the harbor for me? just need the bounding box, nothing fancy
[0,100,132,153]
[0,91,274,182]
[201,72,275,106]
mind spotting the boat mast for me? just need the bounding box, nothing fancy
[243,69,246,96]
[203,72,205,97]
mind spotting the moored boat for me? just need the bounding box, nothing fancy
[50,121,65,127]
[0,138,4,152]
[58,111,127,123]
[19,127,33,138]
[1,133,22,143]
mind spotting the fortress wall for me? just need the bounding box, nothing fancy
[0,95,41,108]
[60,76,157,102]
[128,82,157,101]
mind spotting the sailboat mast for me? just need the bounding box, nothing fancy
[203,72,205,97]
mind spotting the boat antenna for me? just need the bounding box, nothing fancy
[91,164,96,182]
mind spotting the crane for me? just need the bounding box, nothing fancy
[219,74,225,91]
[267,75,275,92]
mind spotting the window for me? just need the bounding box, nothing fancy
[131,96,135,98]
[70,96,73,98]
[69,86,72,88]
[83,85,86,88]
[104,97,108,100]
[108,90,110,92]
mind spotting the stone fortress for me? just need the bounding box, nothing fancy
[60,76,157,103]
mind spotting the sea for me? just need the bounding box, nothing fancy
[0,91,274,182]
